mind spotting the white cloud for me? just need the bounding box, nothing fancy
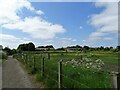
[0,0,65,40]
[79,26,83,29]
[89,32,107,37]
[19,40,33,44]
[58,38,77,46]
[45,40,53,43]
[61,38,77,42]
[0,33,20,48]
[82,40,86,42]
[29,0,119,2]
[103,37,113,40]
[72,39,77,42]
[2,17,65,39]
[36,10,44,15]
[0,33,19,40]
[0,0,44,25]
[0,33,34,48]
[85,2,118,46]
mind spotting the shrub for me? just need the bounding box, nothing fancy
[64,58,104,70]
[0,51,7,63]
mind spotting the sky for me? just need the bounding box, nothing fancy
[0,0,118,49]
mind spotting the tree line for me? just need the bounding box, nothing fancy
[2,42,35,55]
[2,42,120,55]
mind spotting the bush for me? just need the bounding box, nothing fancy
[0,51,7,63]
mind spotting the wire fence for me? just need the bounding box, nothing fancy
[13,52,119,89]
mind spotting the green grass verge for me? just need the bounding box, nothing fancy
[13,50,115,88]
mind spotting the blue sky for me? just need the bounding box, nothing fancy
[0,1,118,49]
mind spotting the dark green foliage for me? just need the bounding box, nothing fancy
[3,47,12,55]
[17,44,28,51]
[56,47,65,50]
[104,47,110,51]
[28,42,35,51]
[11,49,17,54]
[37,45,54,51]
[1,52,7,59]
[17,42,35,51]
[116,46,120,51]
[83,46,89,51]
[46,45,54,48]
[3,47,17,55]
[66,45,82,51]
[0,51,7,63]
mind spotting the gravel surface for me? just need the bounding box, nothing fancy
[2,56,35,88]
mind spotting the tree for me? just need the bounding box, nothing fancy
[3,47,12,55]
[46,45,54,51]
[17,44,28,51]
[83,46,89,51]
[104,47,110,51]
[89,47,95,51]
[46,45,54,48]
[100,46,104,50]
[117,46,120,50]
[110,47,113,50]
[11,49,17,54]
[76,45,82,50]
[56,47,65,51]
[17,42,35,51]
[28,42,35,51]
[111,46,119,52]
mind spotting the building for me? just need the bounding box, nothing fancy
[36,45,54,51]
[36,46,48,51]
[66,45,82,51]
[66,47,77,51]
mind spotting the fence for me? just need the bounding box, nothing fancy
[13,53,119,89]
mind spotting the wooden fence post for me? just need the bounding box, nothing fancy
[41,57,45,79]
[80,55,82,60]
[20,54,22,59]
[58,60,62,88]
[111,71,118,89]
[26,55,29,64]
[40,51,42,58]
[117,72,120,90]
[25,54,27,63]
[23,54,24,62]
[23,54,25,63]
[48,53,50,60]
[22,54,24,62]
[22,54,23,59]
[61,53,63,56]
[33,56,36,73]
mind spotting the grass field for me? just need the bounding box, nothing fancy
[14,50,118,88]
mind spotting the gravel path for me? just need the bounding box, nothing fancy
[2,56,35,88]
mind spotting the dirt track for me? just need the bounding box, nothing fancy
[2,56,35,88]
